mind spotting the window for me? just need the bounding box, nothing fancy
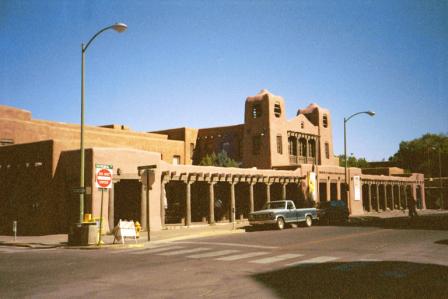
[325,143,330,159]
[190,143,194,160]
[301,121,304,129]
[288,136,297,155]
[274,103,281,117]
[323,114,328,128]
[173,155,181,165]
[299,138,307,156]
[221,141,230,153]
[276,135,283,154]
[252,103,262,118]
[309,139,316,158]
[252,136,261,155]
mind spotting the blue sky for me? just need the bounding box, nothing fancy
[1,0,447,161]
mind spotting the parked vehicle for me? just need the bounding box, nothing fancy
[317,200,349,225]
[248,200,318,230]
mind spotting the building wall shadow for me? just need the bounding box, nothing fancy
[252,261,448,299]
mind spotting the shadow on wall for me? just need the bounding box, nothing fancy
[252,261,448,299]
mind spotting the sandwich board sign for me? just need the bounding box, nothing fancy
[95,164,113,189]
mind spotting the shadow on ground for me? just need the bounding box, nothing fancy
[253,261,448,299]
[347,214,448,231]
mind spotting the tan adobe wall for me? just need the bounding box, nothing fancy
[195,125,244,164]
[0,107,186,165]
[0,105,32,121]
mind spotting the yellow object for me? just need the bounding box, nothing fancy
[83,213,92,222]
[134,221,141,238]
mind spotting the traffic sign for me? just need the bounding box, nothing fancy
[95,164,113,189]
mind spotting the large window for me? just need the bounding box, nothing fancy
[252,135,261,155]
[323,114,328,128]
[276,135,283,154]
[288,136,297,155]
[252,103,262,118]
[274,102,281,118]
[325,142,330,159]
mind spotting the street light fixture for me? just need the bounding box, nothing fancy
[79,23,127,224]
[344,111,375,213]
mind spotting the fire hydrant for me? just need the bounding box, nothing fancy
[134,221,141,238]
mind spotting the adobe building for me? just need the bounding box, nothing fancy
[0,90,425,235]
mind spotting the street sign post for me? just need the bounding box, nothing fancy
[95,164,113,245]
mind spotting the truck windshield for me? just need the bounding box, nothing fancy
[262,202,286,210]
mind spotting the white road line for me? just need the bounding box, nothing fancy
[187,249,240,259]
[250,254,304,264]
[175,241,277,249]
[158,247,210,256]
[286,256,339,266]
[216,251,269,261]
[129,246,186,255]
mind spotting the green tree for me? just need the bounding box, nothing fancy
[338,155,369,168]
[199,150,241,167]
[389,133,448,177]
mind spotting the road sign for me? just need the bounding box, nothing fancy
[95,164,113,189]
[72,187,86,194]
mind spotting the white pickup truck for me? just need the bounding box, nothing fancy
[248,200,317,230]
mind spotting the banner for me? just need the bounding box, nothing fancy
[353,176,361,201]
[307,172,317,201]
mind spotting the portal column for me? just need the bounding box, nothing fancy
[391,184,395,210]
[209,181,216,224]
[403,185,408,209]
[230,182,236,223]
[420,184,426,209]
[249,182,255,213]
[376,184,380,212]
[383,184,388,211]
[266,182,272,203]
[186,181,192,226]
[368,183,372,212]
[336,180,341,201]
[282,182,287,201]
[140,182,147,230]
[326,179,331,202]
[160,180,167,228]
[108,184,115,232]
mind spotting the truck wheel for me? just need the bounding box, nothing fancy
[305,216,313,227]
[276,217,285,230]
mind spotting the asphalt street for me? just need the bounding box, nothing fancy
[1,224,447,298]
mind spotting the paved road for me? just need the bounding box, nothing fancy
[1,225,447,298]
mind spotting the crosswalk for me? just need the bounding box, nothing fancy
[0,247,58,254]
[113,243,340,268]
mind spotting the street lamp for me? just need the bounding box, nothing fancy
[79,23,127,223]
[432,146,443,210]
[344,111,375,212]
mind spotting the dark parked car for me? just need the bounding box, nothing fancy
[317,200,349,225]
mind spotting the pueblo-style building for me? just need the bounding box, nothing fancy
[0,90,425,235]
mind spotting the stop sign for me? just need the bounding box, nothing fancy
[95,164,113,189]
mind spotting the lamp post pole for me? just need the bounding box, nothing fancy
[438,147,443,210]
[343,111,375,214]
[79,23,127,224]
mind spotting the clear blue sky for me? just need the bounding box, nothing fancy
[1,0,447,161]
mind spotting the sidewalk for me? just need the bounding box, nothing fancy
[0,222,248,250]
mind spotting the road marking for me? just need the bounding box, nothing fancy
[129,246,185,255]
[158,247,210,256]
[175,241,277,249]
[187,249,240,259]
[286,256,338,266]
[216,251,269,261]
[297,229,391,247]
[250,253,304,264]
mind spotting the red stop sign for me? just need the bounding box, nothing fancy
[96,168,112,188]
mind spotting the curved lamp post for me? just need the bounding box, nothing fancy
[79,23,127,223]
[344,111,375,213]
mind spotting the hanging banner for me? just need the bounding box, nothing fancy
[353,176,361,201]
[307,172,317,201]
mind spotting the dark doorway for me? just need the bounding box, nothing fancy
[114,180,141,224]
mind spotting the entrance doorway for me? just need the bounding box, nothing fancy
[114,180,141,224]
